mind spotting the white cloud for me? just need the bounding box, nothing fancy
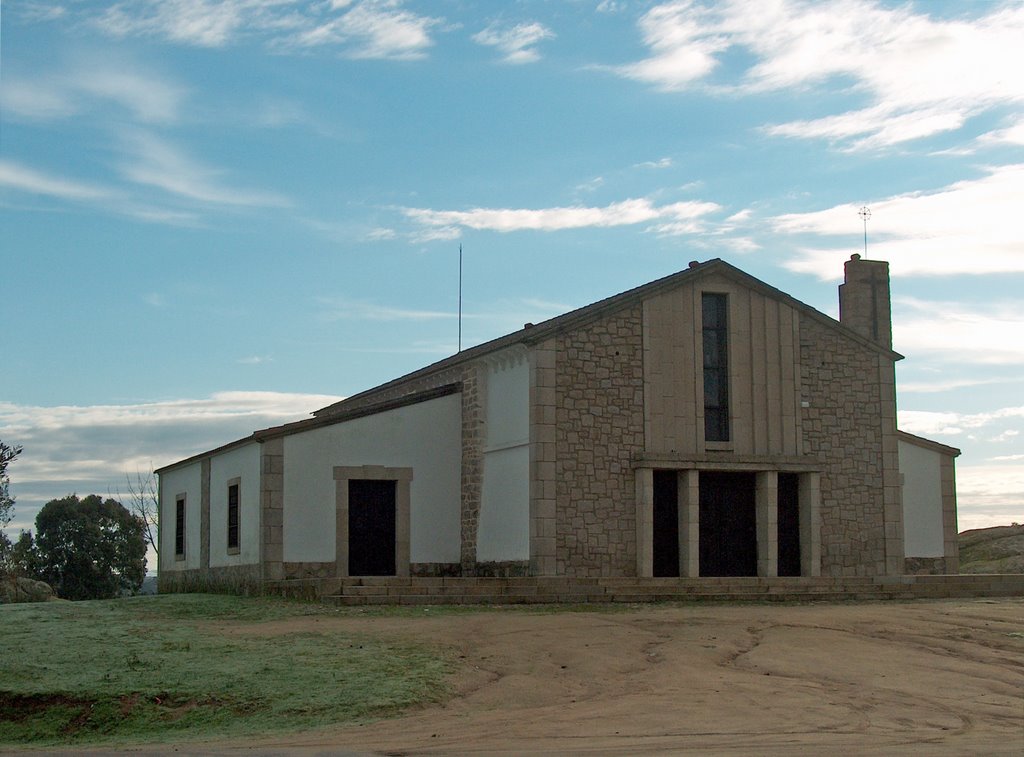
[898,377,1015,395]
[237,355,275,365]
[119,130,290,207]
[892,298,1024,367]
[404,197,721,235]
[635,157,673,169]
[898,406,1024,438]
[776,164,1024,279]
[289,0,441,60]
[977,117,1024,148]
[317,297,456,322]
[0,392,342,535]
[954,463,1024,530]
[2,61,185,124]
[91,0,441,59]
[0,160,117,202]
[616,0,1024,149]
[97,0,280,47]
[473,21,555,64]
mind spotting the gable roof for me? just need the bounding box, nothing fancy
[157,258,905,474]
[897,430,962,458]
[315,258,903,418]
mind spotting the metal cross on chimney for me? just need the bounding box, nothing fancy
[858,205,871,257]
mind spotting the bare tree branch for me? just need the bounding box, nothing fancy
[120,467,159,557]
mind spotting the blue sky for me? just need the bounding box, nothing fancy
[2,0,1023,568]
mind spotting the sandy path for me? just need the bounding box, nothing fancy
[100,598,1024,755]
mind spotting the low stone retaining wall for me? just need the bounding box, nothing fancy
[260,573,1024,605]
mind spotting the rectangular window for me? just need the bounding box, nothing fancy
[227,481,240,553]
[175,495,186,559]
[702,293,730,442]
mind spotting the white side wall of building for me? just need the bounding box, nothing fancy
[899,439,945,557]
[477,354,530,561]
[283,392,462,564]
[209,442,261,567]
[159,461,203,572]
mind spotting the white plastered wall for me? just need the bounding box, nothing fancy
[209,443,261,567]
[283,392,462,564]
[478,352,530,561]
[158,462,203,572]
[899,439,944,557]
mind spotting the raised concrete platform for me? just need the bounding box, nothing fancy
[264,574,1024,606]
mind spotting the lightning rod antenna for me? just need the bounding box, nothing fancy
[458,243,463,353]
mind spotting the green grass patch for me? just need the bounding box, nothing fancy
[0,594,453,747]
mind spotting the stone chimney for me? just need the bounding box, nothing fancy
[838,254,892,349]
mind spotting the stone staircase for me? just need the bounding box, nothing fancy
[265,573,1024,606]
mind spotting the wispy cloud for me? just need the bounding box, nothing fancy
[898,406,1024,438]
[119,130,289,207]
[292,0,442,60]
[0,392,342,534]
[776,164,1024,279]
[88,0,443,59]
[0,160,117,202]
[317,297,456,322]
[237,355,275,365]
[1,61,186,124]
[615,0,1024,149]
[473,21,555,64]
[404,197,721,237]
[954,463,1024,530]
[892,298,1024,367]
[97,0,290,48]
[635,157,673,169]
[899,377,1016,395]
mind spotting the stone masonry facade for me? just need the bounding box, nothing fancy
[799,315,892,576]
[554,305,646,576]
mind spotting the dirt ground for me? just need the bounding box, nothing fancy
[118,599,1024,754]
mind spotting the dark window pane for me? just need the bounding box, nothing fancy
[227,484,239,549]
[175,498,185,556]
[702,293,729,442]
[703,331,719,367]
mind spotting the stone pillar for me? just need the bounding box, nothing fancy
[941,455,960,573]
[879,358,904,576]
[260,437,285,581]
[529,342,558,575]
[756,471,778,577]
[459,366,485,575]
[200,458,211,570]
[679,469,700,577]
[634,468,653,578]
[799,471,821,577]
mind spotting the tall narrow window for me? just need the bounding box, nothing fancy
[227,481,240,553]
[702,293,730,442]
[175,495,186,559]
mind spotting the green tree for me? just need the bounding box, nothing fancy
[0,440,24,577]
[29,494,147,600]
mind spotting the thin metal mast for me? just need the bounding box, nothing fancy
[458,243,463,353]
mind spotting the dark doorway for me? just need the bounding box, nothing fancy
[699,472,757,577]
[777,473,801,576]
[653,470,679,577]
[348,479,396,576]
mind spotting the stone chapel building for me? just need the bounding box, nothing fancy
[157,256,960,593]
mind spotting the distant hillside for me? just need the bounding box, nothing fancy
[958,524,1024,574]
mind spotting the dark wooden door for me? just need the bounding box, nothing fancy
[699,472,757,577]
[348,479,396,576]
[777,473,801,576]
[653,470,679,577]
